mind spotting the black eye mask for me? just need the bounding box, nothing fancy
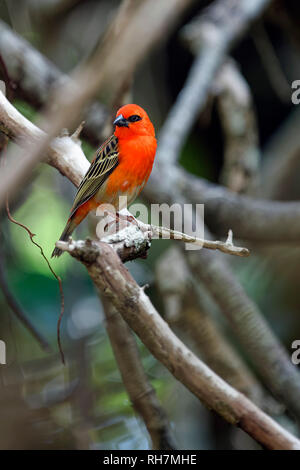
[128,115,142,123]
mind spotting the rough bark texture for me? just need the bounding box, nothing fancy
[58,238,300,450]
[103,300,176,450]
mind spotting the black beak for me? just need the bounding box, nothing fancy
[113,114,129,128]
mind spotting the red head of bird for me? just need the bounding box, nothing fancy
[113,104,155,139]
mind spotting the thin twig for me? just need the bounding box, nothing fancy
[5,200,65,364]
[0,247,51,352]
[87,221,250,259]
[149,225,250,257]
[0,132,65,362]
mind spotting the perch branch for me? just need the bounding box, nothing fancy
[55,237,300,450]
[100,222,250,258]
[2,40,300,243]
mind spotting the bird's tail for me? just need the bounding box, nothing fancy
[52,219,76,258]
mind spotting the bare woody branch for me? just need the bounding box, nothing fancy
[215,60,260,194]
[155,246,282,415]
[2,27,300,244]
[0,90,250,259]
[0,0,199,209]
[179,170,300,242]
[2,36,300,420]
[144,176,300,419]
[103,300,176,450]
[0,19,107,144]
[0,0,196,141]
[100,223,250,258]
[157,0,272,168]
[184,243,300,420]
[55,237,300,450]
[0,90,88,187]
[261,108,300,200]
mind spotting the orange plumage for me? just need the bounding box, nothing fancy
[52,104,157,257]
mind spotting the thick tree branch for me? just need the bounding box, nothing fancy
[2,33,300,421]
[55,237,300,450]
[0,19,107,144]
[156,247,282,414]
[0,0,196,141]
[0,90,88,187]
[261,108,300,200]
[2,26,300,244]
[185,244,300,420]
[215,60,260,193]
[0,0,199,209]
[157,0,272,168]
[144,164,300,243]
[180,171,300,242]
[103,300,176,450]
[144,175,300,420]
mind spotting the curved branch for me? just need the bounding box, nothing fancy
[0,90,88,187]
[0,249,51,352]
[56,237,300,450]
[185,243,300,420]
[215,60,260,193]
[0,0,196,141]
[157,0,272,168]
[103,300,176,450]
[144,172,300,421]
[0,19,107,144]
[181,171,300,242]
[156,247,282,414]
[0,0,199,209]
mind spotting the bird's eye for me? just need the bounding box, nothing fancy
[128,114,142,123]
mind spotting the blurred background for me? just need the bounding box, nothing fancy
[0,0,300,450]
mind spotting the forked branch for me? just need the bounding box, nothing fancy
[55,237,300,451]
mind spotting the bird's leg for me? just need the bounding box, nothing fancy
[103,212,138,234]
[116,212,139,226]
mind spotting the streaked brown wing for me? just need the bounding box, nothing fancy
[69,135,119,218]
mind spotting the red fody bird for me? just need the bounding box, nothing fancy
[52,104,157,257]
